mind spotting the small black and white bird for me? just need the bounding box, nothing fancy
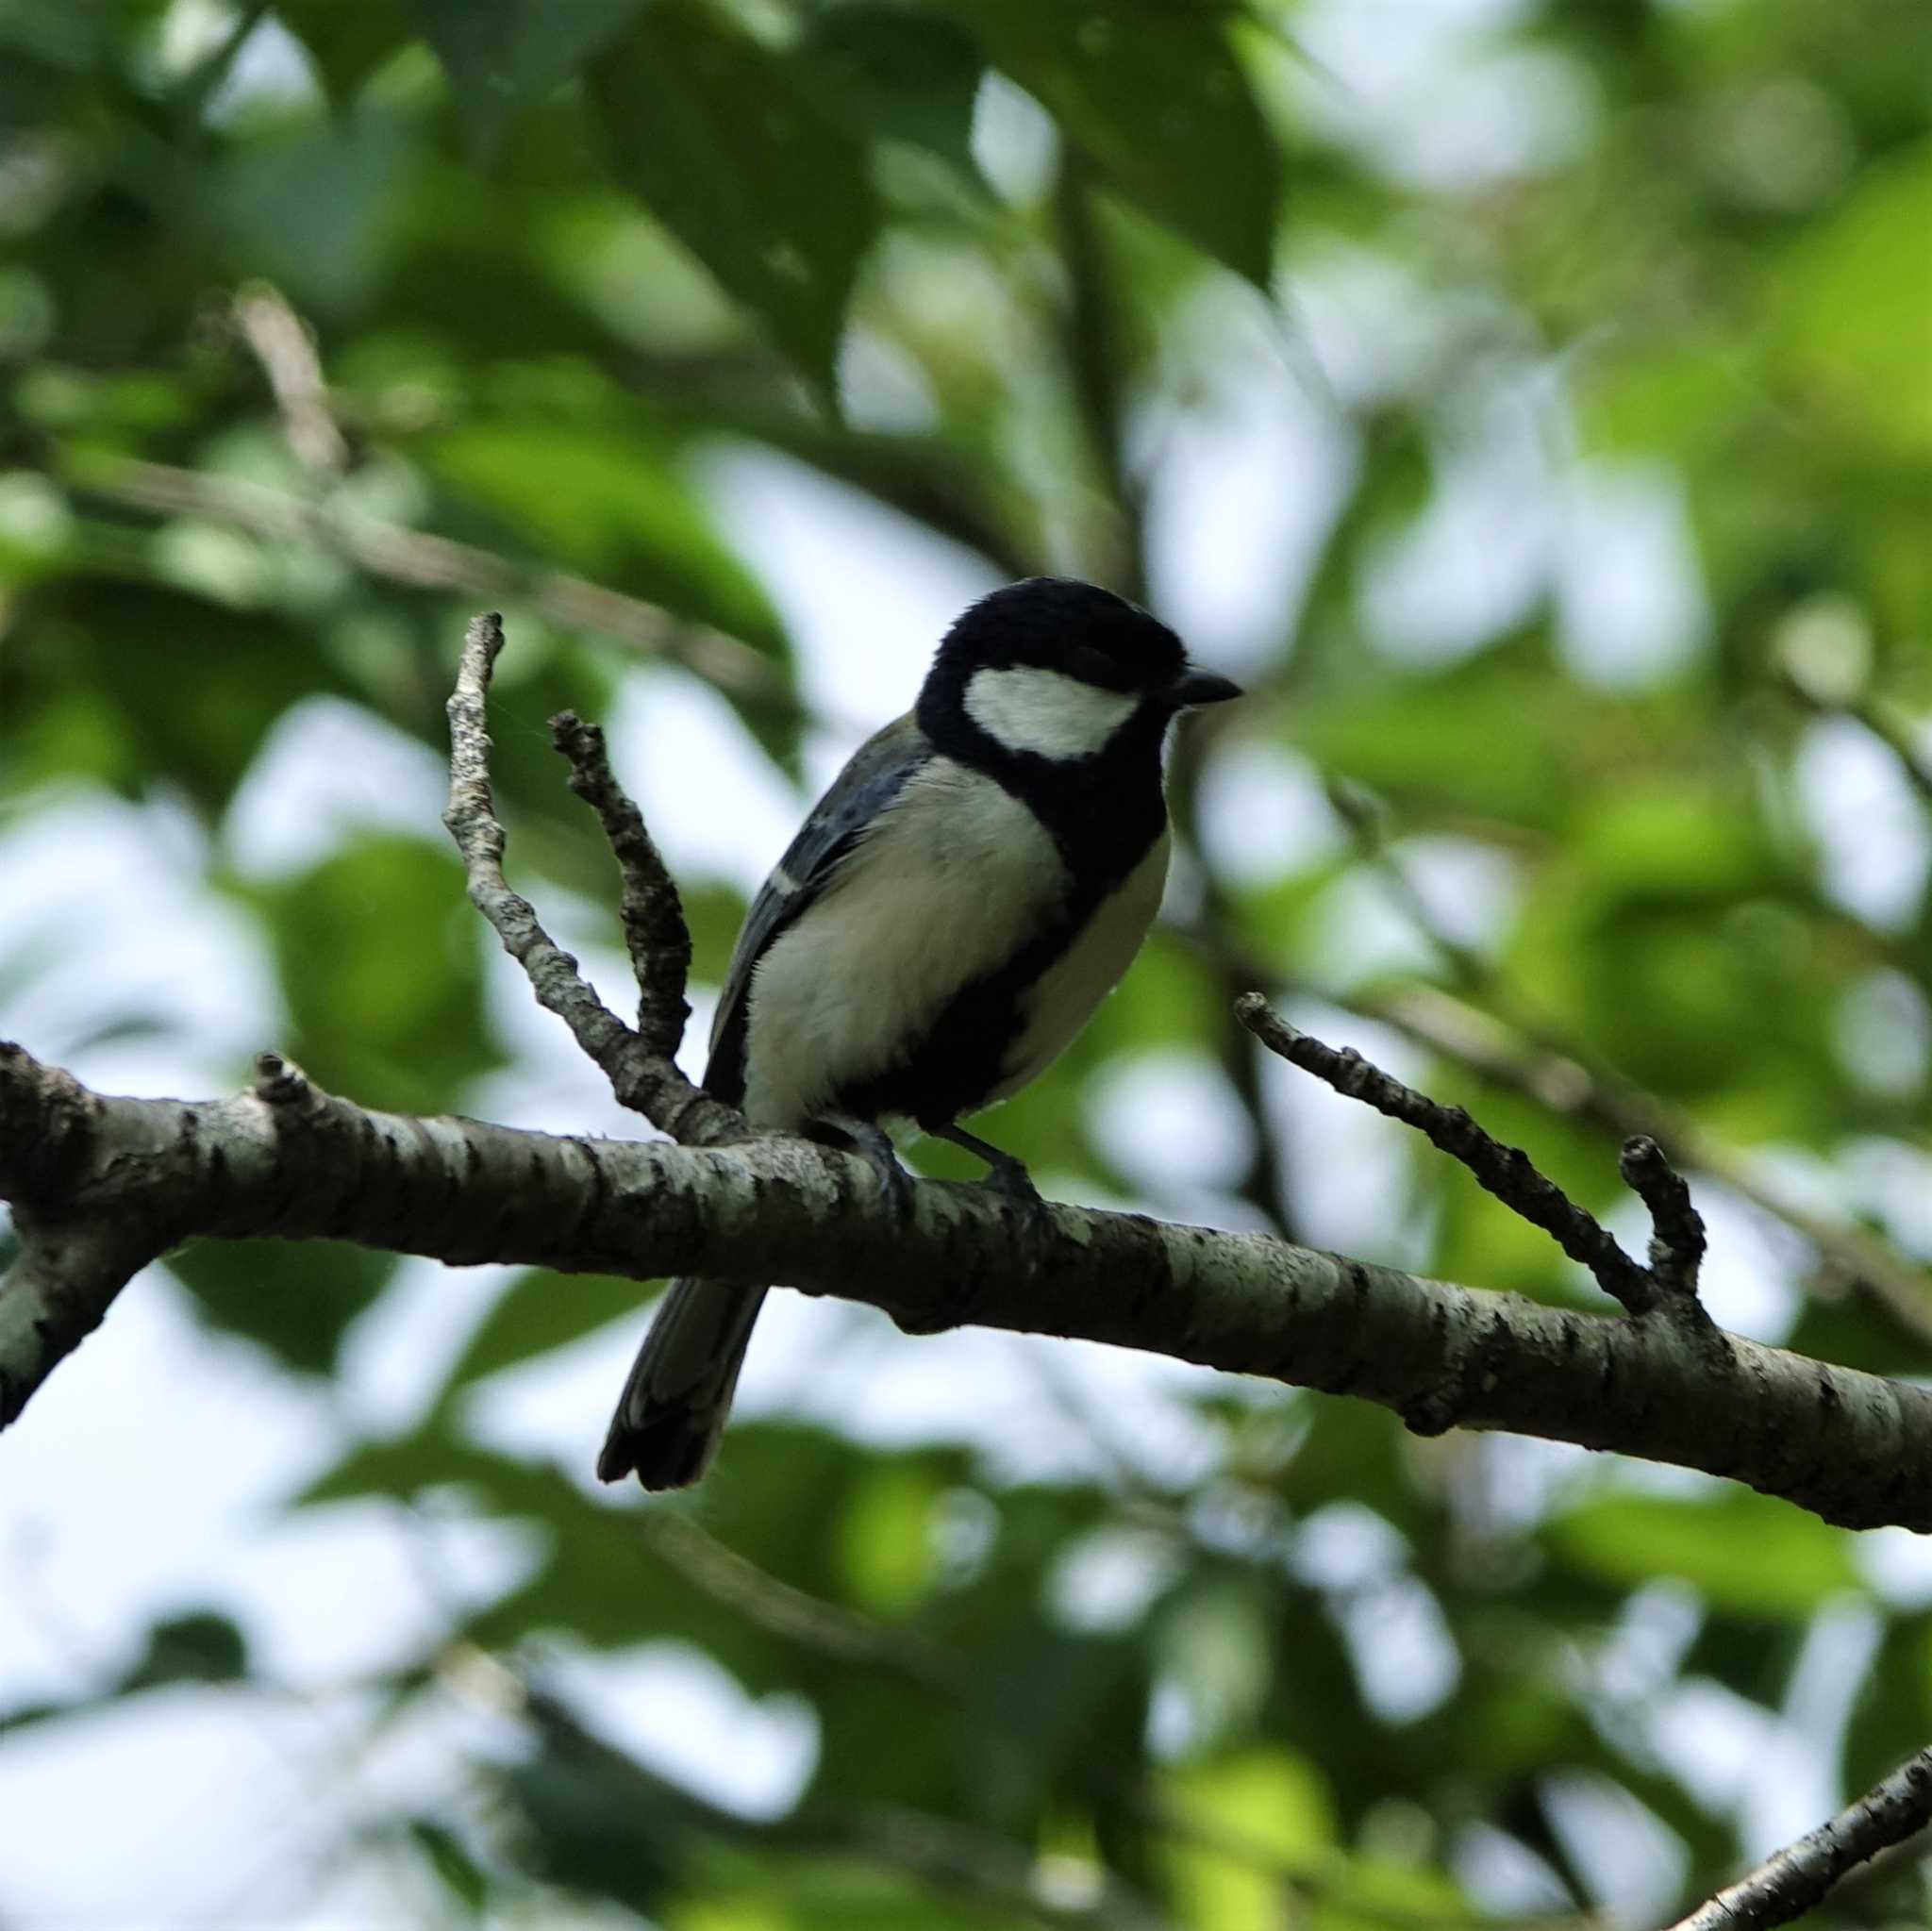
[597,576,1241,1490]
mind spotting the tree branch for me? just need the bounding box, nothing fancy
[1239,996,1678,1321]
[441,612,738,1146]
[549,707,691,1057]
[1359,976,1932,1343]
[4,1040,1931,1530]
[60,450,795,715]
[1667,1742,1932,1930]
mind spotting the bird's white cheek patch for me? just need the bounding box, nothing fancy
[964,665,1140,761]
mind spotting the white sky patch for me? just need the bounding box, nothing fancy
[1557,459,1711,688]
[1260,1001,1436,1269]
[1541,1772,1689,1925]
[1140,282,1359,670]
[1308,866,1451,987]
[604,664,806,898]
[1857,1525,1932,1609]
[541,1645,820,1821]
[221,695,453,880]
[0,1686,355,1927]
[1840,1136,1932,1262]
[1289,0,1596,191]
[1048,1526,1187,1635]
[0,788,280,1090]
[971,71,1058,207]
[1289,236,1459,410]
[1085,1048,1257,1200]
[838,324,941,434]
[696,443,1001,750]
[1359,365,1564,663]
[1391,833,1523,957]
[1834,970,1931,1100]
[1738,1603,1881,1856]
[1795,716,1932,930]
[1193,741,1347,888]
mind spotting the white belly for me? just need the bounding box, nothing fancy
[741,759,1067,1127]
[989,829,1169,1103]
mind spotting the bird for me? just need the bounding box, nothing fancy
[597,575,1241,1490]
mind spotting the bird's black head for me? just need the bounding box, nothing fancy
[916,577,1240,769]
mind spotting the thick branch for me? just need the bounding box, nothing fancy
[3,1041,1929,1533]
[1668,1743,1932,1930]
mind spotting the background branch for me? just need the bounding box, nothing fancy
[62,451,795,716]
[1666,1743,1932,1931]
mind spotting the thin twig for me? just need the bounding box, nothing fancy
[1362,978,1932,1343]
[1666,1743,1932,1930]
[441,613,736,1144]
[1236,994,1660,1315]
[1188,911,1932,1344]
[548,710,691,1059]
[232,282,351,477]
[1619,1136,1707,1311]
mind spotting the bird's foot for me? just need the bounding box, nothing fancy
[892,1122,1051,1336]
[978,1146,1041,1211]
[818,1112,916,1224]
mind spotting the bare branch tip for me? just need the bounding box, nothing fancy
[253,1053,311,1105]
[1619,1133,1709,1314]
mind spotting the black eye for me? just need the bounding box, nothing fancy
[1067,643,1117,684]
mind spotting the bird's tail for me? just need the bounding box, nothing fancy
[596,1278,768,1490]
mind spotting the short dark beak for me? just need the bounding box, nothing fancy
[1166,668,1243,709]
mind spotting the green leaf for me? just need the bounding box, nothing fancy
[794,5,987,170]
[408,0,642,158]
[117,1610,251,1690]
[408,1819,492,1915]
[1156,1746,1332,1927]
[275,0,412,101]
[945,0,1280,284]
[170,1239,399,1375]
[507,1737,683,1912]
[585,3,879,390]
[8,576,342,813]
[836,1463,942,1615]
[423,419,790,657]
[1775,142,1932,456]
[1544,1491,1862,1619]
[216,101,418,315]
[263,832,502,1115]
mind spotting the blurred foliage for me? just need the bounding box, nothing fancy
[1,0,1929,1925]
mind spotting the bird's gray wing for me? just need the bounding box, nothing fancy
[703,711,930,1107]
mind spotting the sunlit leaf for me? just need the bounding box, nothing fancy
[942,0,1281,284]
[409,0,641,158]
[170,1239,399,1375]
[794,6,987,171]
[586,3,879,389]
[263,832,503,1115]
[1544,1491,1862,1618]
